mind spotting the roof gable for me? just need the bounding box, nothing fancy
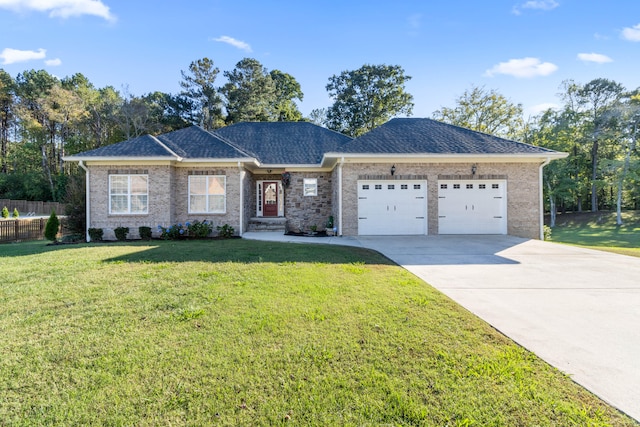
[214,122,353,164]
[67,134,177,158]
[341,118,558,155]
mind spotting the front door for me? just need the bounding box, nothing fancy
[263,181,279,217]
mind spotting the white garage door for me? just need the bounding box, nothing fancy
[438,180,507,234]
[358,180,427,235]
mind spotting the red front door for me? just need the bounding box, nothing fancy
[263,181,278,217]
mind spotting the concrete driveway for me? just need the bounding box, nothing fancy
[244,232,640,421]
[356,235,640,422]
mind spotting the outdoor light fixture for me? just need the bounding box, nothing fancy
[391,165,396,176]
[471,164,477,175]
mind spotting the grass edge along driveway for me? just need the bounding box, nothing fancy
[0,239,637,426]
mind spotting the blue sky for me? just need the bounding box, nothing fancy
[1,0,640,119]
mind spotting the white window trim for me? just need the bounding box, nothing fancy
[303,178,318,196]
[109,174,148,215]
[188,175,227,214]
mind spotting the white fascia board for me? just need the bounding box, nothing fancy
[322,152,568,163]
[179,157,257,164]
[63,156,178,162]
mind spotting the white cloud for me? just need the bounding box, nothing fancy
[484,57,558,78]
[621,23,640,41]
[513,0,559,15]
[577,52,612,64]
[408,13,422,29]
[45,58,62,66]
[0,0,115,22]
[0,47,46,64]
[212,36,252,52]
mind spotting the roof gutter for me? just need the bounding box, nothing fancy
[338,157,344,237]
[78,161,90,242]
[238,161,244,236]
[539,157,552,240]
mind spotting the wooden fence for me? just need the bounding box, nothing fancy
[0,217,67,243]
[0,199,65,216]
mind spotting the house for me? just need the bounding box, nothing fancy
[64,118,566,240]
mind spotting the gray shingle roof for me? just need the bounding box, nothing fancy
[69,134,177,158]
[67,126,251,160]
[158,126,250,159]
[68,119,561,164]
[339,118,558,155]
[215,122,353,164]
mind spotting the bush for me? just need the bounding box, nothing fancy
[88,228,103,242]
[63,173,86,235]
[216,224,235,239]
[543,225,552,241]
[12,208,19,218]
[187,220,213,238]
[114,226,129,241]
[44,210,60,242]
[139,226,152,240]
[158,223,186,240]
[1,206,8,218]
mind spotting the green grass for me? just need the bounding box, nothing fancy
[549,210,640,257]
[0,239,637,426]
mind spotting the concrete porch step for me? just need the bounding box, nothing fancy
[247,217,286,232]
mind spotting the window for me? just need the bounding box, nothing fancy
[466,184,473,189]
[362,184,370,190]
[492,183,500,189]
[303,178,317,196]
[388,184,395,190]
[414,184,421,189]
[479,184,486,189]
[109,174,148,214]
[440,184,448,189]
[453,184,460,189]
[401,184,408,190]
[375,184,382,190]
[189,175,226,213]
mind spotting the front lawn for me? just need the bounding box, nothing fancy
[548,210,640,257]
[0,240,636,426]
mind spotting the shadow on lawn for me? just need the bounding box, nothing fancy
[101,239,396,265]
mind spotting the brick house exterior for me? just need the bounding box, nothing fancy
[65,119,565,241]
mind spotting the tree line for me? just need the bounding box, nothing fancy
[0,57,638,226]
[433,82,640,225]
[0,58,413,204]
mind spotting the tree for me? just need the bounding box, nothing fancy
[180,58,224,130]
[325,64,413,137]
[221,58,277,124]
[308,108,327,127]
[526,109,576,226]
[576,78,624,212]
[432,86,523,139]
[270,69,303,121]
[44,209,60,242]
[0,70,15,174]
[604,91,640,225]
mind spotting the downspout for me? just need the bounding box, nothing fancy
[338,157,344,236]
[539,157,551,240]
[78,161,90,242]
[238,161,244,236]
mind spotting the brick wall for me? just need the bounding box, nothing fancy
[88,164,242,239]
[88,165,173,240]
[339,162,542,239]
